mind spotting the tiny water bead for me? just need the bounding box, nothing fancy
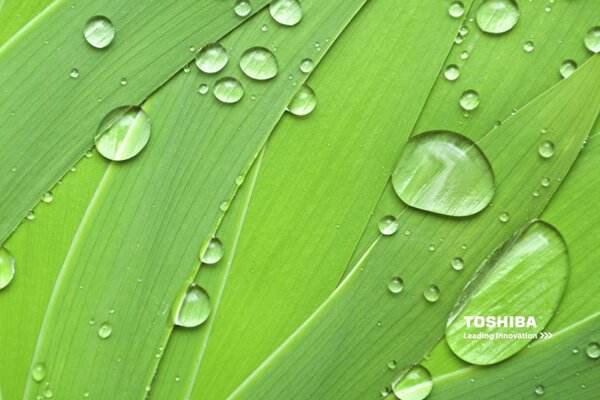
[300,58,315,73]
[392,364,433,400]
[174,284,211,328]
[120,77,127,86]
[392,131,495,217]
[97,322,112,339]
[198,84,209,95]
[460,50,469,60]
[387,277,404,294]
[524,40,534,52]
[95,106,151,161]
[448,1,465,18]
[41,192,53,203]
[534,385,545,395]
[559,60,577,79]
[201,237,224,264]
[239,47,278,80]
[0,247,16,290]
[287,85,317,116]
[195,43,229,74]
[84,16,115,49]
[378,215,399,236]
[451,257,464,271]
[269,0,302,26]
[70,68,80,79]
[32,362,47,382]
[213,77,244,104]
[499,211,510,222]
[234,0,252,17]
[459,90,480,111]
[475,0,520,34]
[541,177,551,187]
[586,342,600,359]
[423,285,440,302]
[584,26,600,53]
[388,360,398,370]
[444,64,460,81]
[538,140,555,159]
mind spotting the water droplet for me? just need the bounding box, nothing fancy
[70,68,80,79]
[195,43,229,74]
[173,284,211,328]
[428,244,436,252]
[41,192,53,203]
[444,64,460,81]
[448,1,465,18]
[423,285,440,302]
[198,84,209,95]
[451,257,464,271]
[239,47,278,80]
[94,106,151,161]
[213,77,244,104]
[43,388,53,398]
[234,0,252,17]
[524,40,534,52]
[287,84,317,116]
[84,16,115,49]
[572,347,579,354]
[26,211,36,220]
[261,24,269,32]
[538,140,555,159]
[201,237,224,264]
[219,201,230,212]
[97,322,112,339]
[535,385,545,395]
[32,362,46,382]
[586,342,600,359]
[459,90,480,111]
[460,50,469,60]
[300,58,314,73]
[459,25,469,36]
[120,77,127,86]
[269,0,302,26]
[387,277,404,294]
[392,131,495,217]
[533,190,540,197]
[499,211,510,222]
[388,360,398,370]
[559,60,577,79]
[392,364,433,400]
[379,215,399,236]
[541,177,551,187]
[85,150,93,158]
[475,0,520,34]
[584,26,600,53]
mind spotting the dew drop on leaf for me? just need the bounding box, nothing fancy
[451,257,464,271]
[269,0,302,26]
[94,106,151,161]
[234,0,252,17]
[198,84,209,95]
[0,247,16,290]
[70,68,79,79]
[26,211,36,221]
[448,2,465,18]
[524,40,534,52]
[475,0,520,34]
[41,192,53,203]
[541,177,551,187]
[392,131,495,217]
[173,284,211,328]
[534,385,545,395]
[388,360,397,370]
[378,215,398,236]
[559,60,577,79]
[423,285,440,302]
[239,47,278,80]
[391,364,433,400]
[287,85,317,116]
[584,26,600,53]
[459,90,480,111]
[97,322,112,339]
[586,342,600,359]
[387,277,404,294]
[195,43,229,74]
[300,58,314,73]
[31,362,47,382]
[43,388,54,398]
[499,211,510,222]
[201,237,224,264]
[538,140,555,159]
[213,77,244,104]
[444,64,460,81]
[84,16,115,49]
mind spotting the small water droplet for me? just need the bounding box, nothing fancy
[459,26,469,36]
[424,285,440,302]
[388,360,397,370]
[94,106,151,161]
[545,5,551,13]
[586,342,600,359]
[499,211,510,222]
[378,215,399,236]
[392,364,433,400]
[451,257,464,271]
[428,244,436,252]
[538,140,555,159]
[287,85,317,116]
[26,211,36,221]
[84,16,115,49]
[261,24,269,32]
[201,237,224,264]
[387,277,404,294]
[300,58,315,73]
[541,177,551,187]
[234,0,252,17]
[70,68,80,79]
[448,1,465,18]
[572,347,579,354]
[32,362,47,382]
[444,64,460,81]
[213,77,244,104]
[524,40,534,52]
[584,26,600,53]
[459,90,480,111]
[219,201,230,212]
[41,192,53,203]
[85,150,93,158]
[198,84,209,95]
[533,190,540,197]
[534,384,545,395]
[475,0,520,34]
[559,60,577,79]
[120,77,127,86]
[460,50,469,60]
[239,47,278,80]
[43,388,54,398]
[195,43,229,74]
[269,0,302,26]
[173,284,211,328]
[97,322,112,339]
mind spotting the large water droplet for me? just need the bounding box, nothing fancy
[84,16,115,49]
[31,362,46,382]
[475,0,520,34]
[392,365,433,400]
[213,78,244,104]
[387,277,404,294]
[0,247,16,290]
[94,106,151,161]
[97,322,112,339]
[392,131,495,217]
[195,43,229,74]
[559,60,577,79]
[287,85,316,116]
[448,2,465,18]
[269,0,302,26]
[586,342,600,359]
[584,26,600,53]
[459,90,480,111]
[446,221,569,365]
[234,0,252,17]
[201,237,224,264]
[239,47,278,80]
[379,215,398,236]
[174,284,211,328]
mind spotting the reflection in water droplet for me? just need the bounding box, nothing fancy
[475,0,520,34]
[0,247,16,290]
[584,26,600,53]
[392,131,494,217]
[423,285,440,302]
[95,106,151,161]
[586,342,600,359]
[300,58,315,73]
[195,43,229,74]
[559,60,577,79]
[234,0,252,17]
[269,0,302,26]
[174,284,211,328]
[32,362,47,382]
[98,322,112,339]
[538,140,555,159]
[448,2,465,18]
[379,215,399,236]
[239,47,278,80]
[444,65,460,81]
[392,364,433,400]
[459,90,480,111]
[534,385,545,395]
[287,85,317,116]
[213,77,244,104]
[387,277,404,294]
[84,16,115,49]
[451,257,464,271]
[201,237,224,264]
